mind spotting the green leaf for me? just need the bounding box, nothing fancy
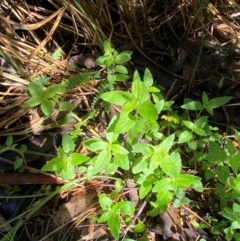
[178,131,192,144]
[114,153,129,170]
[108,213,120,239]
[183,120,195,130]
[137,101,158,121]
[216,165,230,183]
[115,65,128,74]
[188,139,197,150]
[69,153,89,165]
[207,96,232,109]
[111,144,129,154]
[132,71,142,99]
[103,40,114,54]
[152,178,174,192]
[176,174,202,189]
[134,222,145,233]
[139,179,152,199]
[100,91,131,105]
[98,210,111,223]
[205,141,227,163]
[99,194,112,210]
[83,138,107,152]
[5,135,13,146]
[159,153,182,178]
[202,91,209,106]
[143,68,153,88]
[22,96,42,107]
[156,134,175,155]
[41,156,65,171]
[28,82,43,96]
[62,134,75,153]
[115,73,129,82]
[14,158,23,170]
[114,114,136,134]
[193,127,206,136]
[195,116,208,128]
[93,150,111,174]
[113,201,135,214]
[45,84,61,98]
[181,101,202,110]
[132,143,153,156]
[41,99,55,117]
[121,100,137,115]
[59,102,76,111]
[132,157,148,174]
[229,154,240,174]
[115,52,132,64]
[227,139,236,155]
[156,190,173,206]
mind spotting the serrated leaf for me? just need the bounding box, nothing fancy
[156,190,173,206]
[62,134,75,153]
[175,174,202,188]
[41,156,64,171]
[132,157,148,174]
[59,102,76,111]
[115,65,128,74]
[83,138,107,152]
[28,82,43,96]
[45,84,61,98]
[152,178,173,192]
[93,150,111,174]
[113,201,135,214]
[103,40,114,54]
[69,153,89,165]
[115,73,129,81]
[111,144,129,154]
[115,52,132,64]
[114,153,129,170]
[99,194,112,210]
[139,179,152,199]
[100,91,131,105]
[22,96,42,107]
[121,100,137,115]
[108,213,120,239]
[159,152,181,178]
[132,71,142,99]
[178,131,192,144]
[205,141,227,162]
[98,210,111,222]
[138,101,158,121]
[143,68,153,88]
[181,101,202,110]
[216,165,230,183]
[114,113,136,134]
[41,99,55,117]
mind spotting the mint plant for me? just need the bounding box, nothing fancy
[39,41,238,240]
[41,134,89,180]
[22,76,75,117]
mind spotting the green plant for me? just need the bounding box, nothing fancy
[41,134,89,180]
[40,41,238,240]
[22,76,75,117]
